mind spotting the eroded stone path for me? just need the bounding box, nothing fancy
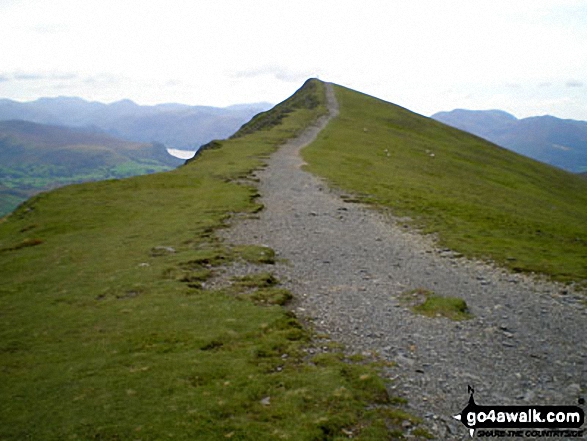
[221,84,586,439]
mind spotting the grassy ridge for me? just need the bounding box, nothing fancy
[303,84,587,284]
[0,80,417,440]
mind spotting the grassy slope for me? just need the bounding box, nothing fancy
[0,80,417,440]
[303,84,587,284]
[0,121,182,216]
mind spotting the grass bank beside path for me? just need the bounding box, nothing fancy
[303,84,587,285]
[0,79,421,440]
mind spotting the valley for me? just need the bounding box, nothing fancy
[0,120,182,216]
[0,99,269,216]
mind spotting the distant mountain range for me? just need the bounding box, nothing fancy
[0,97,272,216]
[431,109,587,173]
[0,97,272,150]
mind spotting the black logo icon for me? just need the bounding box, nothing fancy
[454,386,584,437]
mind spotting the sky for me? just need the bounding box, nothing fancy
[1,0,586,120]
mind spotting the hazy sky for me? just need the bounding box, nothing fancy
[1,0,586,119]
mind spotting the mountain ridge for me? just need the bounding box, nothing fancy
[0,78,585,440]
[0,96,272,149]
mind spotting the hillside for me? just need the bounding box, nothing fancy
[223,83,586,439]
[0,120,182,216]
[0,79,423,440]
[0,97,271,150]
[431,109,587,173]
[303,85,587,282]
[1,78,586,439]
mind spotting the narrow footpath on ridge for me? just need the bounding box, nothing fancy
[220,83,587,439]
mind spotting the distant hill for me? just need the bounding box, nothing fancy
[0,96,271,216]
[0,97,272,150]
[0,120,183,216]
[431,109,587,173]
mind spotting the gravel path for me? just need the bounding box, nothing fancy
[220,83,587,439]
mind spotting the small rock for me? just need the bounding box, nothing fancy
[150,246,176,256]
[260,396,271,406]
[395,354,415,367]
[446,422,459,435]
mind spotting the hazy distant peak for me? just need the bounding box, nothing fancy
[433,108,517,120]
[153,103,193,111]
[34,96,88,103]
[109,99,138,108]
[225,102,273,111]
[0,96,276,149]
[431,108,587,173]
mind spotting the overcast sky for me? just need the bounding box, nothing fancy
[1,0,586,120]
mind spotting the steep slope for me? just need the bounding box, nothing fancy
[303,85,587,282]
[0,97,271,149]
[0,120,182,216]
[432,109,587,173]
[0,79,417,440]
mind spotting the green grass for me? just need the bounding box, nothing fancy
[303,84,587,284]
[0,161,174,217]
[401,289,472,321]
[0,79,417,440]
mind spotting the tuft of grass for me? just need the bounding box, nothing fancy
[232,272,280,289]
[233,244,276,264]
[303,84,587,284]
[246,287,293,306]
[401,288,472,321]
[412,427,436,439]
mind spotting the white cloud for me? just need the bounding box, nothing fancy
[0,0,586,118]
